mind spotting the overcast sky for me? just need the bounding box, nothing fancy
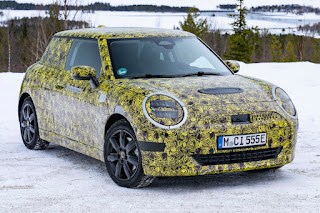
[15,0,320,10]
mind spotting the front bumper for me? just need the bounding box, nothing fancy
[141,142,295,176]
[137,108,298,177]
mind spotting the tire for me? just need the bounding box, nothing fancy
[19,97,49,150]
[104,119,154,188]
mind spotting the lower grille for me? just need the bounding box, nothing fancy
[193,147,282,166]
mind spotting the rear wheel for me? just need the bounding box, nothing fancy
[19,97,49,150]
[104,119,154,188]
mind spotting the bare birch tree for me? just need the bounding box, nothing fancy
[60,0,81,30]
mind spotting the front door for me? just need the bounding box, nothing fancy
[53,38,104,148]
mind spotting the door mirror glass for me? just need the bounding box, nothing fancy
[71,66,97,80]
[225,60,240,73]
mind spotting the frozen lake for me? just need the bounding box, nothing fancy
[1,10,320,35]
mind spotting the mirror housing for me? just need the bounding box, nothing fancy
[71,66,99,89]
[225,60,240,73]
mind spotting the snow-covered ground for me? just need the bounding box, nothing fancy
[0,62,320,212]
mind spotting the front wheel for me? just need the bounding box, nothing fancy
[104,119,154,188]
[19,97,49,150]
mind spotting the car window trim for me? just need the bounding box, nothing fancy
[63,37,104,79]
[54,35,97,41]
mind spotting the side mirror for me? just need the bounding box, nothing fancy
[71,66,99,89]
[224,60,240,73]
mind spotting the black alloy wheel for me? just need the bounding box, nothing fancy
[104,119,154,188]
[20,102,36,144]
[107,129,139,180]
[19,97,49,150]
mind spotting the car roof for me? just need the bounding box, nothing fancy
[54,27,195,39]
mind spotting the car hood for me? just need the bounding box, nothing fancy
[121,75,275,105]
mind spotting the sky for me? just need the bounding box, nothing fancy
[14,0,320,10]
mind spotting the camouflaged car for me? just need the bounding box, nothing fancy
[18,27,298,188]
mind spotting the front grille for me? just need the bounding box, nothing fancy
[193,147,282,166]
[251,112,280,122]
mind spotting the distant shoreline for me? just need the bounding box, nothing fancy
[0,1,193,13]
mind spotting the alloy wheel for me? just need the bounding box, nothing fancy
[20,104,36,144]
[106,129,140,180]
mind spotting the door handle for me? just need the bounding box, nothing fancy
[55,84,65,90]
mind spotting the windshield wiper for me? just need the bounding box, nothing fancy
[127,72,221,79]
[127,74,176,79]
[178,71,221,77]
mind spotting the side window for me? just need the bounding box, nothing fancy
[41,37,73,69]
[65,39,102,78]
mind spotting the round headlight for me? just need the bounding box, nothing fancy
[272,87,297,118]
[142,93,187,129]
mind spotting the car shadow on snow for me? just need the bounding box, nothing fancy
[43,144,107,175]
[150,170,290,190]
[43,144,292,190]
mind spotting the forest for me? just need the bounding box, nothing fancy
[0,3,319,73]
[250,4,320,14]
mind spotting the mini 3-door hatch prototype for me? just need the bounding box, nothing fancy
[18,27,298,188]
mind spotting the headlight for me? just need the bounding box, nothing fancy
[272,87,297,118]
[142,92,187,129]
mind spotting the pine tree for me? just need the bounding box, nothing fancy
[271,36,282,62]
[179,7,209,38]
[282,41,297,62]
[223,0,254,63]
[311,40,320,63]
[251,28,262,61]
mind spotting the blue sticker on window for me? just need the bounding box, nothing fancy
[117,68,127,75]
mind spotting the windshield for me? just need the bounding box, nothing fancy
[107,37,232,79]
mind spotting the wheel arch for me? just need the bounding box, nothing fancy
[18,93,31,119]
[104,113,133,136]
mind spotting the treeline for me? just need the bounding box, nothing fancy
[299,22,320,35]
[0,5,88,73]
[0,1,191,12]
[251,4,320,14]
[217,4,237,10]
[1,25,319,73]
[82,3,191,12]
[180,5,320,64]
[204,30,320,63]
[1,4,320,73]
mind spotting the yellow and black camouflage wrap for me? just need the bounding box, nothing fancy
[19,28,298,177]
[225,60,240,73]
[71,66,97,80]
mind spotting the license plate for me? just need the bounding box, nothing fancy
[217,133,267,149]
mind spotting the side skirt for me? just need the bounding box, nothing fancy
[39,129,105,162]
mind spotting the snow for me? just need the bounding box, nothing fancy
[1,9,320,37]
[1,62,320,212]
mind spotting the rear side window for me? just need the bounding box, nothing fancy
[41,37,73,69]
[65,39,102,78]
